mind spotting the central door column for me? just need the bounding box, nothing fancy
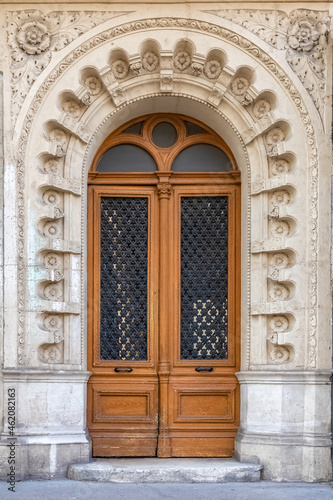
[156,174,173,457]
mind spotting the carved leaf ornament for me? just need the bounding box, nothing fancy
[206,9,330,118]
[7,9,128,122]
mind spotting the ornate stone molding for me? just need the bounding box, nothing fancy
[206,9,330,119]
[16,17,319,370]
[6,9,131,123]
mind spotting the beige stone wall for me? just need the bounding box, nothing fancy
[0,1,331,481]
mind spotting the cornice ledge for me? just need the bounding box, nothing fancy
[236,370,332,384]
[1,368,91,382]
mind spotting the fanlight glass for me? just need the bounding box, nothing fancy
[152,122,178,148]
[96,144,156,172]
[172,144,232,172]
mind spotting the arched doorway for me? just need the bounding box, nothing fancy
[87,114,241,457]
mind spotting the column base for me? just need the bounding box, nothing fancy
[235,430,331,482]
[235,370,332,482]
[0,438,91,480]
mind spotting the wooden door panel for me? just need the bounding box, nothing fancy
[159,184,240,457]
[90,382,158,422]
[169,435,237,458]
[173,385,236,422]
[91,433,158,457]
[87,185,159,456]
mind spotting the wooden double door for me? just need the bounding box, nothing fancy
[87,115,240,457]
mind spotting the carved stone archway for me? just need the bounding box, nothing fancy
[0,8,331,482]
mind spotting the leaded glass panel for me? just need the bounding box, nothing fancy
[180,196,228,360]
[100,197,148,360]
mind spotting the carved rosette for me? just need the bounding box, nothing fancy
[142,51,159,72]
[111,59,129,79]
[269,345,290,363]
[174,51,192,71]
[204,59,222,80]
[43,159,61,175]
[62,100,82,119]
[270,253,290,270]
[269,158,291,177]
[269,315,289,333]
[252,100,271,119]
[39,342,64,363]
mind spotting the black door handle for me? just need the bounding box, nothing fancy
[195,366,213,372]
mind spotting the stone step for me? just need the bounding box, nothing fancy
[68,458,263,483]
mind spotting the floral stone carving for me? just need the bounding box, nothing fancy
[42,190,62,206]
[43,283,63,301]
[142,51,159,72]
[48,129,68,156]
[204,59,222,80]
[269,345,290,363]
[207,8,330,118]
[268,282,290,302]
[39,343,63,363]
[43,252,63,270]
[111,59,129,79]
[270,253,290,270]
[7,9,129,123]
[84,75,103,96]
[62,100,82,119]
[270,219,290,238]
[252,99,271,119]
[43,314,63,331]
[230,76,253,105]
[269,315,289,332]
[16,20,51,55]
[269,158,291,176]
[42,220,62,238]
[174,51,192,71]
[270,190,291,206]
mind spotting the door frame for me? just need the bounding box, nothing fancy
[87,114,241,457]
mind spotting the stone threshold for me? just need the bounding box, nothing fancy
[68,458,263,483]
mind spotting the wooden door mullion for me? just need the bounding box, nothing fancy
[156,177,173,457]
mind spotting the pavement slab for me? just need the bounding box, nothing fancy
[0,479,333,500]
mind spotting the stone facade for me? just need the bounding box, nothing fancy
[0,0,332,482]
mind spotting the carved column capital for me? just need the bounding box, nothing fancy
[157,182,172,199]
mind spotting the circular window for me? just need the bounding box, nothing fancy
[152,121,177,148]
